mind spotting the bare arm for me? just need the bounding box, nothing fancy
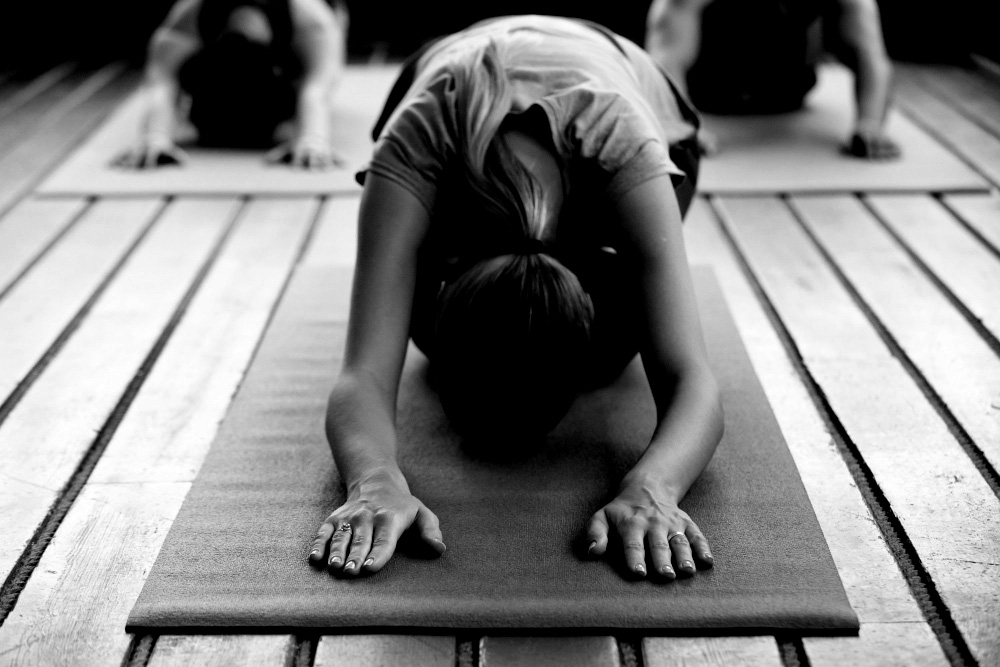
[830,0,900,159]
[309,174,445,575]
[270,0,348,168]
[113,0,201,168]
[587,174,723,579]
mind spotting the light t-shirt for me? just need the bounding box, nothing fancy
[364,15,699,217]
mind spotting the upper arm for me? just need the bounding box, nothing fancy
[827,0,889,62]
[612,175,712,400]
[342,174,433,405]
[146,0,202,83]
[289,0,346,87]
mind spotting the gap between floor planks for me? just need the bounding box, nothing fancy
[714,195,1000,666]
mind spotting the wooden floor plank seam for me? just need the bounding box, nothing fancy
[0,199,165,429]
[0,199,244,626]
[899,65,1000,144]
[705,196,976,667]
[0,64,139,218]
[0,63,75,123]
[784,197,1000,499]
[938,197,1000,262]
[0,197,93,302]
[857,197,1000,360]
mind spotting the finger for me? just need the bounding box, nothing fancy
[668,529,696,575]
[686,525,713,567]
[309,522,335,562]
[264,145,285,163]
[619,517,648,576]
[585,510,609,557]
[647,526,676,580]
[343,514,374,576]
[413,504,446,554]
[141,150,159,170]
[326,520,352,570]
[362,515,405,572]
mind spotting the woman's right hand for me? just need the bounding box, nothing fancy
[308,475,446,576]
[111,138,187,170]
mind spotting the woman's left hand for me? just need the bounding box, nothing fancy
[586,481,714,580]
[266,135,345,170]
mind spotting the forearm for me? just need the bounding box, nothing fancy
[140,79,181,144]
[837,0,894,132]
[295,81,334,144]
[621,366,723,503]
[325,371,408,492]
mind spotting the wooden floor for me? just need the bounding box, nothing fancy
[0,59,998,667]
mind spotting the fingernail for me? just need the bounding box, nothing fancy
[310,549,320,558]
[660,565,674,576]
[329,556,342,566]
[704,553,714,563]
[587,540,597,555]
[364,558,374,567]
[634,563,646,575]
[345,560,356,570]
[681,560,694,570]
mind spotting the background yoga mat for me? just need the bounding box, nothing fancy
[697,64,988,193]
[128,264,858,634]
[39,63,986,197]
[36,65,401,196]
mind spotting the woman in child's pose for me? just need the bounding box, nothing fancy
[114,0,348,170]
[309,14,723,581]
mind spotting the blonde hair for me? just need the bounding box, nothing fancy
[429,40,596,445]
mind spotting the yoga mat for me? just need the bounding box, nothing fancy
[36,65,401,196]
[697,64,988,193]
[128,263,858,634]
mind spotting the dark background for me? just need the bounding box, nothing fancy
[1,1,996,70]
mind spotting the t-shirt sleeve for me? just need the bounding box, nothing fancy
[544,88,683,200]
[361,72,459,214]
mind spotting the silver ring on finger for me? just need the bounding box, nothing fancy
[337,523,352,532]
[667,531,687,542]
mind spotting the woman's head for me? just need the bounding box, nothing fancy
[425,39,595,447]
[433,251,594,446]
[184,6,293,147]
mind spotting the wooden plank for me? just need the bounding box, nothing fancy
[0,63,136,216]
[301,196,360,267]
[681,199,945,665]
[0,197,87,295]
[716,195,1000,666]
[0,66,122,156]
[481,636,619,667]
[866,194,1000,344]
[0,198,233,580]
[683,199,927,621]
[941,193,1000,258]
[898,63,1000,140]
[314,635,455,667]
[644,636,781,667]
[149,635,293,667]
[88,198,320,486]
[0,64,74,122]
[0,198,315,666]
[894,72,1000,187]
[791,195,1000,473]
[0,198,161,405]
[806,622,947,667]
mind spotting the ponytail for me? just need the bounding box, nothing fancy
[430,40,595,445]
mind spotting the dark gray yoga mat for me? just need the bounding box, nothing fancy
[128,264,859,634]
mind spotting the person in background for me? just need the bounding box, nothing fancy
[308,15,722,582]
[113,0,348,170]
[645,0,901,159]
